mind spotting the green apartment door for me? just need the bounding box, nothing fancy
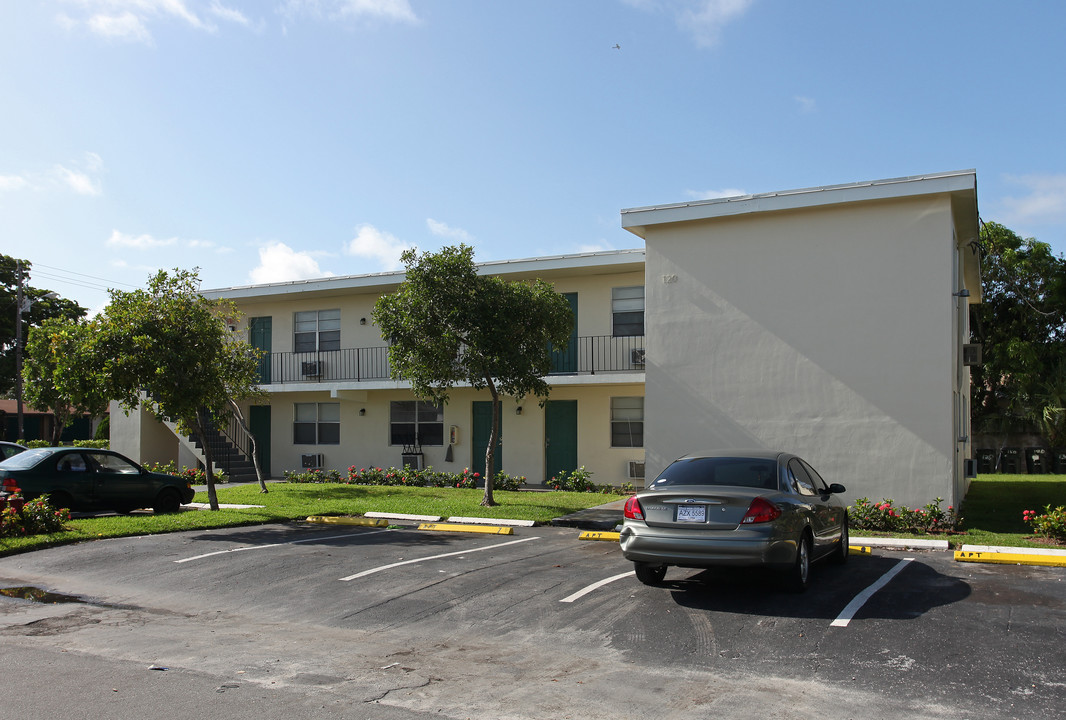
[472,401,503,479]
[550,293,578,373]
[249,405,271,477]
[544,400,577,483]
[249,317,272,385]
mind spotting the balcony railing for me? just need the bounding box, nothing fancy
[258,335,645,385]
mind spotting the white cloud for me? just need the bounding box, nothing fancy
[55,165,102,196]
[576,241,616,253]
[209,0,250,25]
[426,218,473,243]
[999,174,1066,225]
[0,175,31,191]
[625,0,755,47]
[250,242,333,283]
[345,224,413,271]
[106,230,177,249]
[279,0,419,24]
[794,95,816,113]
[61,0,220,43]
[686,187,747,200]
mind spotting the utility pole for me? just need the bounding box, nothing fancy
[14,260,26,442]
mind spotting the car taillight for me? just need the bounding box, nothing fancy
[740,497,781,524]
[623,496,645,520]
[1,478,17,492]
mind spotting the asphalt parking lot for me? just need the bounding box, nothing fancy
[1,521,1064,720]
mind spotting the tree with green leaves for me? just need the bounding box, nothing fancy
[22,317,109,445]
[91,268,264,510]
[373,245,574,506]
[970,221,1066,444]
[0,255,86,398]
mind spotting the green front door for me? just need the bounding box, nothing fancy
[472,401,503,479]
[544,400,577,484]
[249,405,271,477]
[550,293,578,373]
[249,317,272,385]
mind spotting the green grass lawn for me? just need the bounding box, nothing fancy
[953,473,1066,548]
[0,483,623,557]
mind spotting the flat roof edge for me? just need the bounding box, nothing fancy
[621,170,977,233]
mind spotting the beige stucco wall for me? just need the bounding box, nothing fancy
[643,195,961,507]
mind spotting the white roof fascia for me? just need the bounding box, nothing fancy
[201,248,646,300]
[621,170,978,237]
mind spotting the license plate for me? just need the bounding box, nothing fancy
[676,505,706,523]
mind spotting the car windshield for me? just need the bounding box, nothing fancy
[649,457,779,490]
[0,448,52,470]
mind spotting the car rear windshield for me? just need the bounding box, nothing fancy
[649,457,779,489]
[0,448,52,470]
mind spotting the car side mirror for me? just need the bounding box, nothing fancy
[828,483,846,494]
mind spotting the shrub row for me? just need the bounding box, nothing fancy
[144,461,227,485]
[849,497,961,533]
[25,439,110,449]
[283,464,635,494]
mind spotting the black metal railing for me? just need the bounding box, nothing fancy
[258,335,645,385]
[190,411,257,482]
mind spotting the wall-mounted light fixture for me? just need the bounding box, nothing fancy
[359,408,366,416]
[360,317,367,325]
[953,289,970,298]
[515,406,523,416]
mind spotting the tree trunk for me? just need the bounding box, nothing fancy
[196,410,220,511]
[228,399,268,493]
[481,381,499,507]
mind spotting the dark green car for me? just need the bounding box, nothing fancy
[0,447,195,514]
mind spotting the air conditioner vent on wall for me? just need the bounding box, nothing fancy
[963,344,982,366]
[301,361,324,377]
[301,453,324,468]
[630,348,646,366]
[627,460,645,479]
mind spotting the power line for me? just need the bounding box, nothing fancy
[26,263,141,292]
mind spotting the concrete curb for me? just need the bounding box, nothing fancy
[851,536,950,551]
[186,502,266,510]
[305,516,389,527]
[365,512,442,522]
[448,516,536,527]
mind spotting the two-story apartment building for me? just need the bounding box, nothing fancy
[111,250,649,487]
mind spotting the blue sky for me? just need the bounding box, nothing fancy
[2,0,1064,313]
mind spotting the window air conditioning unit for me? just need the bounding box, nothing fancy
[301,360,324,377]
[301,453,324,469]
[630,348,646,366]
[963,344,982,367]
[400,452,424,470]
[627,460,645,479]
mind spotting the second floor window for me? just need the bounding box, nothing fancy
[295,309,340,352]
[612,286,644,337]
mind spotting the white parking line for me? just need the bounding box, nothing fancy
[830,557,914,628]
[559,571,635,603]
[174,529,393,564]
[339,536,540,581]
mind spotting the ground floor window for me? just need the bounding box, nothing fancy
[390,400,444,446]
[293,402,340,444]
[611,396,644,447]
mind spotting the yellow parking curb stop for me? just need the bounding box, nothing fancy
[417,523,514,535]
[848,546,872,555]
[305,516,390,527]
[954,550,1066,567]
[579,531,620,542]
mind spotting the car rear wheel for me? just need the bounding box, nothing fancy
[829,517,849,565]
[634,562,667,586]
[153,489,181,514]
[785,533,812,593]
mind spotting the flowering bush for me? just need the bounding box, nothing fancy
[1022,505,1066,542]
[0,493,70,538]
[849,497,961,533]
[547,466,596,492]
[284,465,527,490]
[146,461,227,484]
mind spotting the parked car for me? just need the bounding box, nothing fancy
[619,450,849,591]
[0,441,27,460]
[0,447,195,514]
